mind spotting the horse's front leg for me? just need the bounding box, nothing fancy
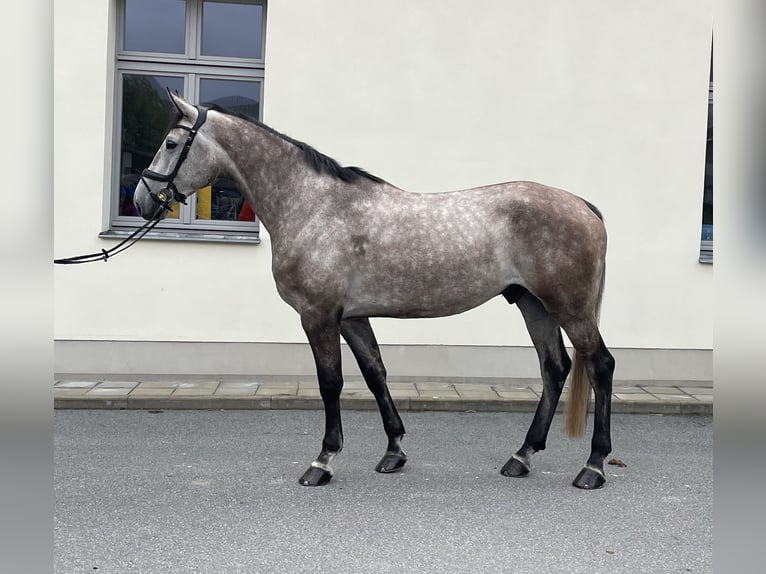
[341,317,407,473]
[299,315,344,487]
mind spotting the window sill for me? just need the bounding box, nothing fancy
[99,228,260,245]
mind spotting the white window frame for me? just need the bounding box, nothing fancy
[103,0,266,243]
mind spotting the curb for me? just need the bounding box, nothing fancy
[54,393,712,415]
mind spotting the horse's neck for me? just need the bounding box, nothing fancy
[215,119,314,236]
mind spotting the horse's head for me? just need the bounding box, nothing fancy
[133,92,219,220]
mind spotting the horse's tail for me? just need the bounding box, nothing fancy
[565,206,606,438]
[565,351,591,437]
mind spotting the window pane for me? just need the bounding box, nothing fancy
[196,179,254,221]
[196,77,260,221]
[702,85,713,227]
[118,74,184,217]
[199,77,260,119]
[124,0,186,54]
[201,1,263,59]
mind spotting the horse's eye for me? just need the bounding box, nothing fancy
[166,139,178,150]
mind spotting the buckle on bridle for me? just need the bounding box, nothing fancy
[155,188,187,205]
[149,185,188,216]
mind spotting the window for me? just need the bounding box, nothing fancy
[104,0,266,243]
[700,47,712,264]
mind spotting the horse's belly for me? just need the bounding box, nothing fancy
[342,298,495,319]
[342,273,513,319]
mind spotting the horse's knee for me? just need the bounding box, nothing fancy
[543,352,571,385]
[318,385,342,403]
[362,362,387,390]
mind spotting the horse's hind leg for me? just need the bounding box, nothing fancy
[561,320,615,489]
[341,317,407,473]
[500,288,571,477]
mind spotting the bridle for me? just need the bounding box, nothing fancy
[139,104,209,219]
[54,104,209,265]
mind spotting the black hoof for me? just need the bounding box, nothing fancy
[500,456,530,477]
[375,451,407,474]
[299,466,333,487]
[572,466,606,490]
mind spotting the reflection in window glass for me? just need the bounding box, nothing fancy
[118,74,184,217]
[124,0,186,54]
[201,1,263,59]
[200,78,260,119]
[196,178,253,221]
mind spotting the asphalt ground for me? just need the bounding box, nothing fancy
[55,410,712,573]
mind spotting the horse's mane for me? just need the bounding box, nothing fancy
[206,104,385,185]
[580,198,604,221]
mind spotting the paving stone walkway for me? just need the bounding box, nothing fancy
[54,379,712,414]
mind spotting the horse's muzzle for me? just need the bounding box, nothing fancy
[133,182,168,221]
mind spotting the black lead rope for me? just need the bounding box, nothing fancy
[53,218,162,264]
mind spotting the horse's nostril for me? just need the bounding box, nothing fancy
[135,202,143,216]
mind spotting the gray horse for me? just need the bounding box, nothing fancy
[134,93,615,490]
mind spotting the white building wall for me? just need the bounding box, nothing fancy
[54,1,713,379]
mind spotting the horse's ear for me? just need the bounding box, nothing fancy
[166,88,195,117]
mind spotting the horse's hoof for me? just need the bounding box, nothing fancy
[572,466,606,490]
[375,451,407,473]
[299,466,333,487]
[500,456,530,477]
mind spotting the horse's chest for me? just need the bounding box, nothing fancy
[270,246,350,310]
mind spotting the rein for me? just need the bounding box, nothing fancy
[53,218,162,264]
[54,104,209,265]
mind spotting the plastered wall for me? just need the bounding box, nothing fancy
[54,1,713,357]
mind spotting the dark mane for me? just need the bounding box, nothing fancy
[206,104,385,184]
[580,197,604,221]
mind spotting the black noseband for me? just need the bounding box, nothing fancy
[140,105,209,218]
